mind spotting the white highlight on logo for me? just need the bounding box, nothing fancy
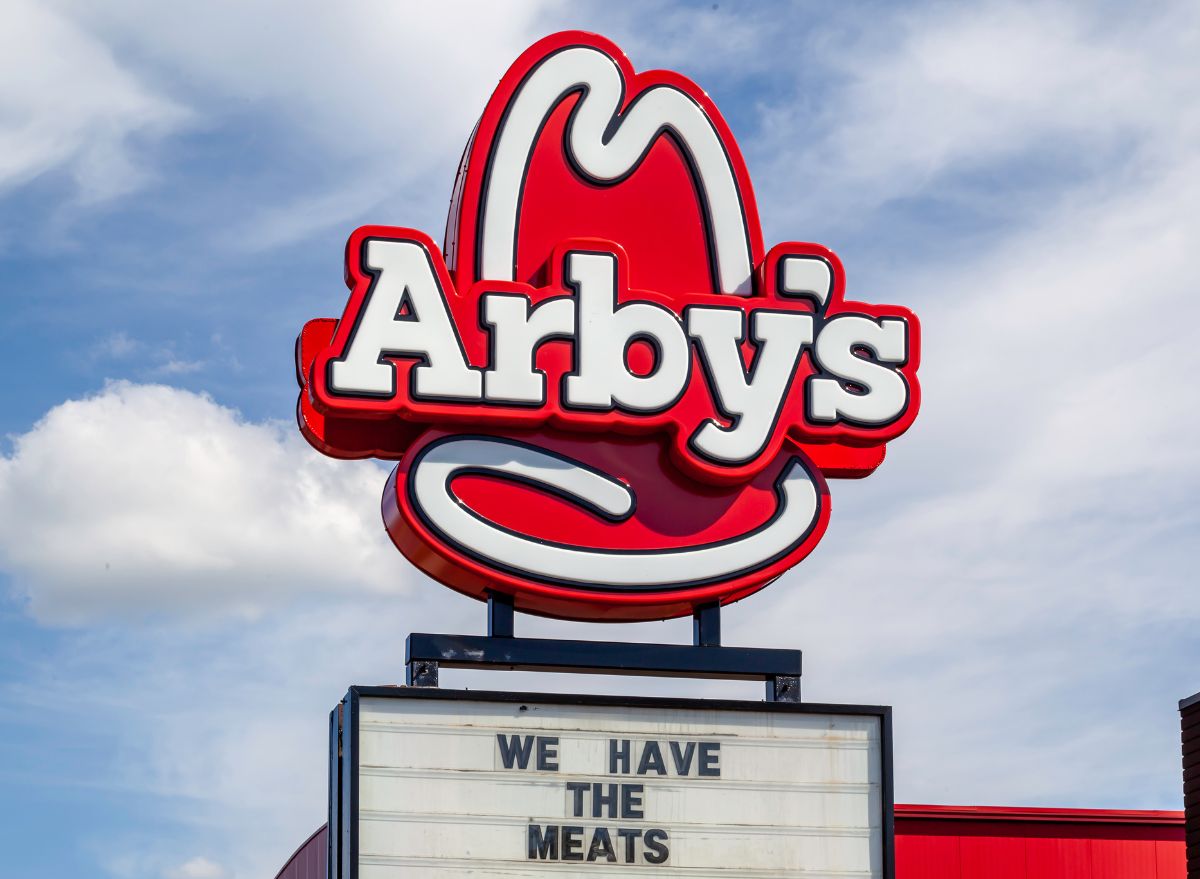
[780,255,833,308]
[408,437,822,589]
[479,45,753,295]
[809,316,908,425]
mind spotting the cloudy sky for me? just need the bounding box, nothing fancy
[1,0,1198,877]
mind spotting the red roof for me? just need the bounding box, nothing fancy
[895,805,1186,879]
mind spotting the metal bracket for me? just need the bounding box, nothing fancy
[769,674,801,702]
[405,657,439,687]
[404,599,801,702]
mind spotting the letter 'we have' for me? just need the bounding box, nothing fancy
[296,31,922,622]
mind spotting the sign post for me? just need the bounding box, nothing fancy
[296,28,922,879]
[404,590,803,701]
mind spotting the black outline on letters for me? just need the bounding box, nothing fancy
[559,249,693,417]
[684,304,813,468]
[805,314,911,429]
[325,235,483,404]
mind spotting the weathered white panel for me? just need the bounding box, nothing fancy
[353,695,884,877]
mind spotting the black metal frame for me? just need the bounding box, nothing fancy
[331,686,894,879]
[327,704,340,879]
[406,593,805,701]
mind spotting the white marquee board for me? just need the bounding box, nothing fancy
[331,688,893,879]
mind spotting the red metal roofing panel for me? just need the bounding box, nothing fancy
[895,832,960,879]
[959,835,1027,878]
[1089,837,1160,879]
[1161,838,1188,877]
[1024,837,1093,879]
[893,805,1186,879]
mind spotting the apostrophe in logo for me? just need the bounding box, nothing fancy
[296,32,922,622]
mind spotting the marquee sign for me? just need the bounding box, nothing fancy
[296,31,922,621]
[331,688,893,878]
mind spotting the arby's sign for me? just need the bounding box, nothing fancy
[295,31,921,621]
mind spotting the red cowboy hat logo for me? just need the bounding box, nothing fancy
[296,31,921,622]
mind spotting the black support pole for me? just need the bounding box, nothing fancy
[693,602,721,647]
[487,590,515,638]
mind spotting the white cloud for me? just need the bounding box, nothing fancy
[752,0,1200,232]
[1,1,563,230]
[62,0,559,160]
[153,358,205,376]
[38,0,565,245]
[93,331,141,360]
[164,857,225,879]
[0,381,410,624]
[569,0,775,78]
[88,333,236,380]
[0,0,187,201]
[0,0,804,249]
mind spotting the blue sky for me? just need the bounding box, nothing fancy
[1,1,1198,877]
